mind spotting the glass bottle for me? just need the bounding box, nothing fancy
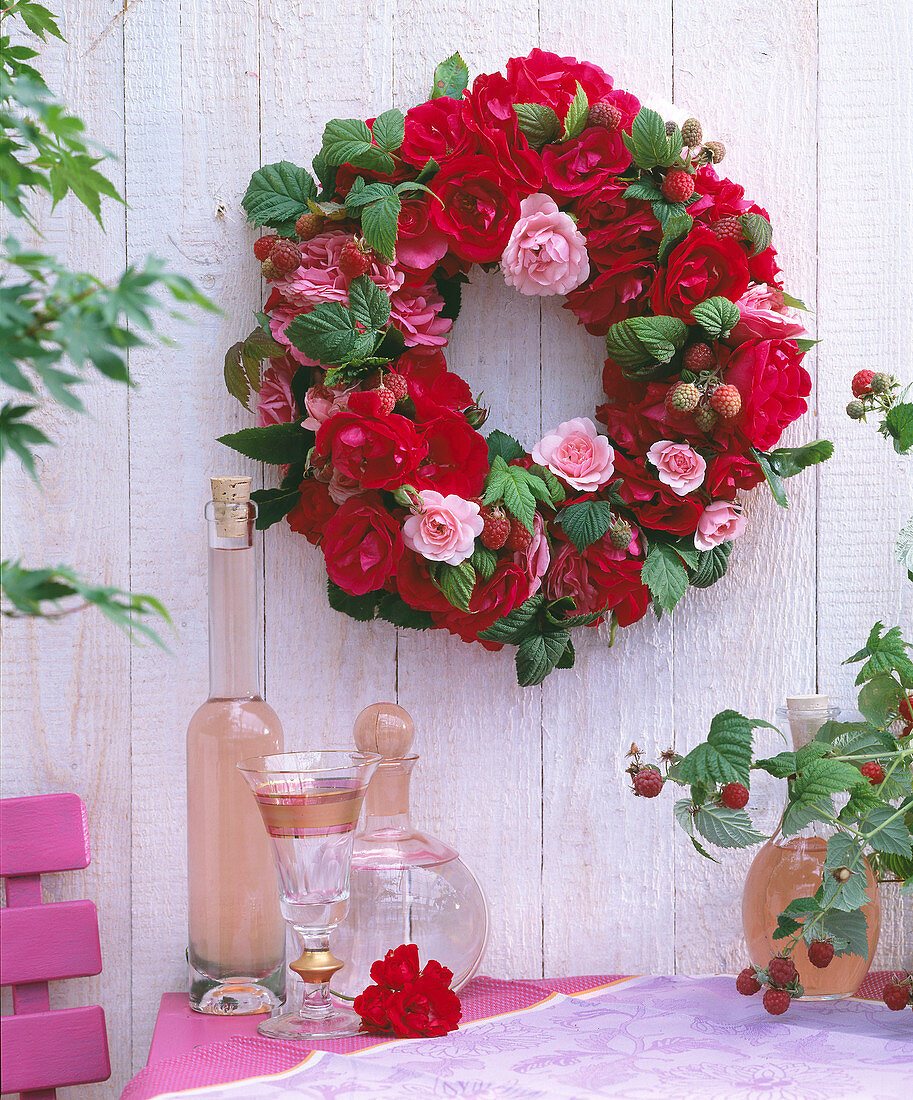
[329,703,488,1001]
[186,476,286,1013]
[742,694,881,999]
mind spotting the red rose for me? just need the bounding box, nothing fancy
[286,478,335,545]
[352,984,390,1030]
[385,976,462,1038]
[718,339,811,451]
[400,97,473,168]
[613,452,705,536]
[412,403,489,498]
[322,496,403,596]
[599,88,640,131]
[433,561,530,643]
[504,49,613,115]
[545,527,649,627]
[542,127,630,198]
[314,410,427,490]
[370,943,421,991]
[565,258,656,335]
[651,226,750,321]
[572,180,628,231]
[396,197,450,277]
[689,167,751,223]
[586,210,662,267]
[705,454,765,499]
[396,346,448,385]
[429,154,524,263]
[596,360,677,451]
[394,550,452,614]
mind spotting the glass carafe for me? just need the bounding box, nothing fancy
[742,694,881,999]
[330,703,488,1001]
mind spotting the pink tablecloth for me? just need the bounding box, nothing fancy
[120,972,907,1100]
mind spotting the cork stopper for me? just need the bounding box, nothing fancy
[353,703,415,759]
[211,476,251,538]
[784,694,832,749]
[786,694,830,712]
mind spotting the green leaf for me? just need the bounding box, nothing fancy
[16,2,65,40]
[622,107,680,170]
[772,913,803,940]
[347,275,391,330]
[754,751,797,779]
[857,673,902,727]
[782,796,833,836]
[0,402,53,478]
[766,439,834,478]
[815,720,896,756]
[657,214,693,264]
[641,542,689,613]
[250,469,304,530]
[624,178,662,202]
[693,805,766,849]
[242,161,317,233]
[513,103,562,149]
[435,560,476,612]
[844,621,913,686]
[501,468,537,533]
[558,500,615,552]
[286,301,375,366]
[819,832,872,912]
[326,580,381,622]
[690,296,741,339]
[479,593,544,644]
[361,191,402,261]
[516,629,570,687]
[855,804,913,857]
[528,463,566,506]
[560,82,589,141]
[674,798,695,836]
[430,52,470,100]
[790,757,867,804]
[376,592,435,630]
[321,118,387,170]
[677,710,767,787]
[781,896,822,918]
[486,429,525,464]
[555,638,575,669]
[739,212,773,255]
[688,542,731,589]
[884,402,913,455]
[751,447,788,508]
[470,543,497,581]
[780,291,809,312]
[605,315,688,371]
[818,909,869,959]
[371,109,405,153]
[217,421,313,465]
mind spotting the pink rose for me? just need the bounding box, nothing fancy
[646,440,707,496]
[302,383,351,432]
[277,231,404,307]
[402,490,483,566]
[514,511,550,596]
[389,283,453,348]
[730,284,807,343]
[531,417,614,492]
[694,500,746,551]
[501,193,590,297]
[328,468,364,505]
[257,358,297,426]
[396,198,450,275]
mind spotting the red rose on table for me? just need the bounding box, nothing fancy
[385,974,462,1038]
[285,478,336,545]
[504,48,614,115]
[321,496,403,596]
[400,97,473,167]
[651,226,750,321]
[612,452,705,536]
[542,127,631,198]
[314,410,427,490]
[705,454,765,499]
[352,983,391,1031]
[430,154,524,263]
[718,339,811,451]
[369,943,422,991]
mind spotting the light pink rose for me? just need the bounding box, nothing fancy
[501,193,590,296]
[257,358,297,426]
[302,383,351,432]
[731,284,807,343]
[402,490,483,566]
[532,417,614,492]
[328,468,365,505]
[388,283,453,348]
[647,440,707,496]
[694,500,746,551]
[277,230,404,308]
[269,302,317,367]
[514,511,550,596]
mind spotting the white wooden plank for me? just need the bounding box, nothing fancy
[817,0,913,968]
[537,2,677,977]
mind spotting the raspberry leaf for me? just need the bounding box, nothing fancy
[513,103,562,149]
[469,543,497,581]
[560,82,589,142]
[479,593,544,644]
[371,109,405,153]
[217,421,314,465]
[820,833,872,912]
[677,710,769,786]
[750,447,788,508]
[286,302,377,365]
[555,638,575,669]
[693,804,766,849]
[765,439,833,478]
[857,672,903,727]
[557,500,614,551]
[250,464,306,530]
[347,275,391,331]
[320,118,395,174]
[688,542,731,589]
[657,213,693,264]
[884,402,913,455]
[242,161,318,234]
[739,212,773,255]
[789,758,868,804]
[853,803,913,858]
[360,191,402,261]
[844,621,913,685]
[433,560,476,612]
[486,430,525,464]
[327,581,382,622]
[430,52,470,100]
[528,463,566,505]
[754,751,798,779]
[376,592,435,630]
[624,178,662,203]
[516,628,570,687]
[782,796,834,837]
[641,542,689,613]
[690,296,740,340]
[623,107,682,170]
[817,909,869,959]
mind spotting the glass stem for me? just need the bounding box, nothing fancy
[299,981,333,1021]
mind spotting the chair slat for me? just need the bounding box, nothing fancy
[1,901,102,986]
[0,1006,111,1093]
[0,794,90,877]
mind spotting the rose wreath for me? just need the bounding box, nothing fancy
[219,50,832,687]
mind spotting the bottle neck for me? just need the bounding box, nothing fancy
[206,506,260,700]
[362,757,417,834]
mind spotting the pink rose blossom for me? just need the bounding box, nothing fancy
[694,500,746,551]
[647,440,707,496]
[532,417,614,492]
[328,468,365,505]
[501,193,590,296]
[389,283,453,348]
[514,511,550,596]
[257,358,297,426]
[269,302,318,367]
[402,490,483,566]
[277,230,404,308]
[731,284,807,343]
[302,384,351,432]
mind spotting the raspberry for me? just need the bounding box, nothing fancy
[339,239,372,278]
[701,140,726,164]
[295,211,324,240]
[767,956,797,987]
[807,940,834,969]
[851,369,875,397]
[683,343,714,371]
[709,384,742,419]
[587,100,622,131]
[846,399,866,420]
[372,386,396,415]
[762,987,791,1016]
[869,371,891,394]
[711,216,743,242]
[693,406,718,433]
[666,382,701,415]
[661,168,695,203]
[681,118,703,147]
[607,516,633,551]
[900,695,913,724]
[261,258,279,280]
[632,768,663,798]
[736,968,761,996]
[720,782,749,810]
[383,372,409,402]
[882,982,911,1011]
[504,518,533,553]
[480,506,510,550]
[860,761,885,786]
[269,238,302,275]
[254,235,278,261]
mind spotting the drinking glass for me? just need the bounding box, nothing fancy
[238,750,380,1039]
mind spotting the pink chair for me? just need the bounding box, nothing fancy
[1,794,111,1099]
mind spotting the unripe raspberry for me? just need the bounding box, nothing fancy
[666,382,701,415]
[736,968,761,996]
[587,100,623,131]
[851,369,875,397]
[869,372,891,395]
[767,956,797,987]
[261,258,279,280]
[664,120,677,136]
[269,238,302,275]
[846,399,866,420]
[295,211,324,240]
[701,140,726,164]
[608,516,633,550]
[632,767,663,798]
[681,118,703,147]
[694,406,718,433]
[709,384,742,419]
[720,782,749,810]
[254,235,278,261]
[661,168,695,203]
[763,987,791,1015]
[683,343,714,371]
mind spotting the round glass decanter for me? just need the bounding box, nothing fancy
[330,703,488,1001]
[742,694,881,1000]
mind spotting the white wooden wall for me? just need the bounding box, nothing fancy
[2,1,911,1094]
